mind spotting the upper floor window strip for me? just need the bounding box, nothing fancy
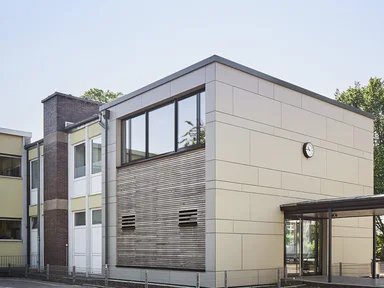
[0,155,21,178]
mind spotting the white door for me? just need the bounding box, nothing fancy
[30,217,38,268]
[73,212,87,269]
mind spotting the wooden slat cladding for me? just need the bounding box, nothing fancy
[116,148,206,270]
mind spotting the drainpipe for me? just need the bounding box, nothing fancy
[99,110,110,266]
[36,143,41,272]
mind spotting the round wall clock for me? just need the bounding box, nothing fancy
[303,142,314,158]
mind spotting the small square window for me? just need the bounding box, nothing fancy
[74,212,86,226]
[74,143,86,178]
[92,210,102,225]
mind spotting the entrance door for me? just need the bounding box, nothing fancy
[285,219,322,276]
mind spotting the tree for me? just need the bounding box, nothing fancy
[81,88,123,103]
[336,78,384,259]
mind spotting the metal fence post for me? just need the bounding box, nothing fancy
[277,268,281,288]
[72,266,76,284]
[25,264,28,278]
[46,264,50,280]
[224,270,228,288]
[105,264,109,287]
[196,272,200,288]
[339,262,342,276]
[145,270,149,288]
[8,263,11,277]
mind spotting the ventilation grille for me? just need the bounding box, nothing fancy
[179,209,198,227]
[122,215,135,230]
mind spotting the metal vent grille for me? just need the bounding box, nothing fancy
[122,215,135,230]
[179,209,198,227]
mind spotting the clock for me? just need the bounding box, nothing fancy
[303,142,314,158]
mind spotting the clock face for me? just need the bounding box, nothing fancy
[303,142,314,158]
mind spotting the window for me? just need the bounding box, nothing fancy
[148,103,174,156]
[0,219,21,240]
[31,217,38,230]
[31,160,38,189]
[91,138,102,174]
[92,210,102,225]
[0,155,21,177]
[74,212,86,226]
[121,90,205,164]
[74,143,86,178]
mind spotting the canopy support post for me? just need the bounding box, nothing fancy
[328,209,332,283]
[373,215,376,279]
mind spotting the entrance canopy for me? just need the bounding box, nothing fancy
[280,194,384,219]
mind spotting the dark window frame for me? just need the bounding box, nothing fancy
[121,89,205,165]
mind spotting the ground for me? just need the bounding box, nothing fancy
[0,278,82,288]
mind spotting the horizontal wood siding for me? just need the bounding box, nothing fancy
[116,148,206,270]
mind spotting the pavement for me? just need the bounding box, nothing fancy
[0,278,83,288]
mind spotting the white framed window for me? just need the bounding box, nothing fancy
[74,211,86,226]
[92,210,102,225]
[30,160,38,189]
[91,137,102,175]
[74,143,86,179]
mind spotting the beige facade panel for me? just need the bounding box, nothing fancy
[214,81,233,114]
[216,189,250,221]
[321,179,344,197]
[29,205,37,217]
[216,233,242,271]
[88,123,102,139]
[89,193,102,209]
[216,63,259,94]
[258,79,274,99]
[71,196,86,211]
[282,172,321,194]
[28,148,37,160]
[302,146,327,178]
[216,160,259,186]
[343,237,372,264]
[358,158,373,187]
[170,67,205,97]
[302,94,344,121]
[343,109,373,132]
[327,118,354,147]
[274,85,302,108]
[326,150,359,184]
[0,134,22,156]
[258,168,282,189]
[70,128,86,145]
[233,221,283,235]
[0,241,22,257]
[0,178,22,218]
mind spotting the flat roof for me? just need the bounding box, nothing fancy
[0,127,32,138]
[100,55,374,120]
[281,194,384,219]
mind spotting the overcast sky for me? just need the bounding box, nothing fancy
[0,0,383,141]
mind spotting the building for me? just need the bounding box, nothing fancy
[0,128,31,264]
[100,55,374,287]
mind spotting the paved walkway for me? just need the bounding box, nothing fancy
[0,278,83,288]
[296,275,384,287]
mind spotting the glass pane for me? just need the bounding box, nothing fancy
[0,220,21,240]
[74,212,86,226]
[0,156,21,177]
[178,95,197,148]
[285,219,300,275]
[130,114,146,161]
[303,220,317,275]
[74,143,86,178]
[31,160,38,189]
[92,210,102,225]
[148,103,174,156]
[92,138,102,174]
[31,217,38,230]
[122,120,130,163]
[199,91,206,144]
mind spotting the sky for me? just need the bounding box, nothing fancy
[0,0,383,141]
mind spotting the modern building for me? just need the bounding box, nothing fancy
[100,55,374,287]
[0,128,31,264]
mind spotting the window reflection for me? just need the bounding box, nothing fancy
[92,138,102,174]
[74,143,86,178]
[199,91,206,145]
[149,103,174,156]
[178,95,197,148]
[130,114,146,161]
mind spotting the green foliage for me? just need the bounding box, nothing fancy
[179,121,205,147]
[336,78,384,259]
[81,88,123,103]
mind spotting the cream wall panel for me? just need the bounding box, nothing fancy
[302,95,343,121]
[141,83,171,108]
[216,122,250,165]
[233,88,281,127]
[326,150,358,184]
[0,134,22,155]
[282,173,321,194]
[250,194,287,222]
[0,242,22,256]
[338,145,364,158]
[343,110,373,132]
[216,189,250,220]
[288,190,323,200]
[28,148,37,160]
[274,85,302,108]
[242,234,283,269]
[29,205,37,216]
[216,234,242,271]
[70,128,86,145]
[216,63,259,94]
[326,118,354,147]
[333,226,371,238]
[0,178,22,218]
[71,197,86,211]
[258,79,274,99]
[250,131,302,174]
[343,237,372,263]
[358,158,373,187]
[364,186,373,196]
[354,127,373,153]
[215,81,233,114]
[302,147,326,178]
[242,185,289,197]
[88,123,102,139]
[216,220,234,233]
[259,168,281,189]
[205,122,216,161]
[358,217,373,229]
[114,95,143,119]
[332,237,344,263]
[215,112,274,135]
[321,179,343,197]
[89,194,102,209]
[216,160,258,186]
[234,221,283,235]
[343,183,363,197]
[333,218,359,228]
[205,63,216,83]
[205,82,215,114]
[170,68,205,96]
[282,104,326,139]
